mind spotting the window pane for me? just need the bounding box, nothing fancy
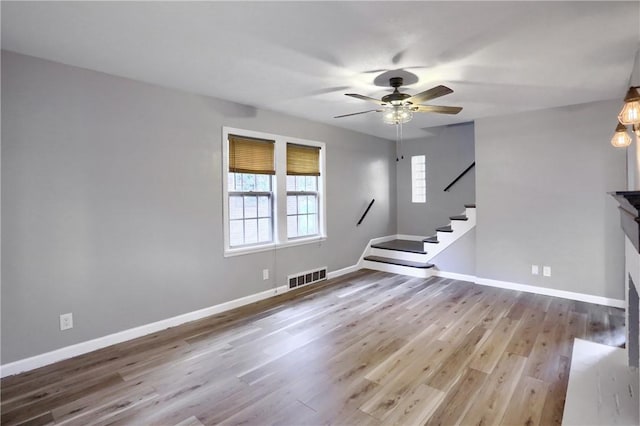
[298,196,308,214]
[244,219,258,244]
[258,196,270,218]
[230,220,244,246]
[306,176,317,191]
[307,195,317,213]
[242,173,256,191]
[286,176,296,191]
[296,176,306,191]
[298,215,308,236]
[307,214,318,235]
[230,196,244,220]
[244,196,257,218]
[287,216,298,238]
[287,196,297,215]
[258,218,271,242]
[256,174,271,191]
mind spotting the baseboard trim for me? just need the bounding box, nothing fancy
[475,277,625,308]
[1,284,289,378]
[432,270,477,283]
[432,270,624,308]
[327,264,360,280]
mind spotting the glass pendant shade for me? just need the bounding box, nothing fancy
[383,105,413,124]
[618,87,640,125]
[611,122,632,148]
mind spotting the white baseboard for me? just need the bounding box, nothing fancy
[432,270,477,283]
[474,277,625,308]
[327,264,360,280]
[1,284,287,378]
[435,269,624,308]
[433,270,624,308]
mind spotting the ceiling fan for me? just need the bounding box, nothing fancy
[334,77,462,123]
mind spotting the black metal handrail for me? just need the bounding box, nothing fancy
[443,162,475,192]
[357,199,375,226]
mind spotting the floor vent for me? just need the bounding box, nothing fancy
[288,267,327,289]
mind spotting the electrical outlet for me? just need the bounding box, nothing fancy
[531,265,539,275]
[543,266,551,277]
[60,313,73,331]
[262,269,269,280]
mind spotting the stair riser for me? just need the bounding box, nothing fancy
[368,248,429,263]
[465,207,476,221]
[362,260,434,278]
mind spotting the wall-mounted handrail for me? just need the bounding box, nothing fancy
[357,199,375,226]
[444,162,475,192]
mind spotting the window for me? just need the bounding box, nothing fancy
[222,128,326,256]
[412,155,426,203]
[227,135,275,248]
[287,143,320,239]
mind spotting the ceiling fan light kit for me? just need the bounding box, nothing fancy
[383,105,414,124]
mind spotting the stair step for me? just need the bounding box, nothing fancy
[464,203,476,208]
[436,225,453,233]
[364,256,434,269]
[422,236,439,244]
[371,239,427,254]
[449,215,468,221]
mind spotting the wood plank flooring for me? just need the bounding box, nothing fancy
[0,269,626,425]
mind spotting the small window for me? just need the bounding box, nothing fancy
[412,155,426,203]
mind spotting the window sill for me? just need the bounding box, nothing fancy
[224,235,327,258]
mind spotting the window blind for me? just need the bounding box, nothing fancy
[229,135,275,175]
[287,143,320,176]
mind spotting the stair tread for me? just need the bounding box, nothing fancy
[364,256,434,269]
[436,225,453,233]
[371,239,427,254]
[449,215,468,221]
[464,203,476,208]
[422,236,439,243]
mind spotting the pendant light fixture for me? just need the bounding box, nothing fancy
[611,122,632,148]
[618,86,640,126]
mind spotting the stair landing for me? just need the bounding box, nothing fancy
[371,239,426,254]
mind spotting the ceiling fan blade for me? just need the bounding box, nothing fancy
[334,109,381,118]
[406,85,453,104]
[345,93,386,105]
[413,105,463,115]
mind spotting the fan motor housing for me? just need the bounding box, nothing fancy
[382,77,411,105]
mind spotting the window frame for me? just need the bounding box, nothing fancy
[222,127,327,257]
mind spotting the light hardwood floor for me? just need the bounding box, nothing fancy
[0,270,625,425]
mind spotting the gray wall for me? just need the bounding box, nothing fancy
[430,229,476,276]
[475,99,626,299]
[1,51,397,363]
[396,123,475,236]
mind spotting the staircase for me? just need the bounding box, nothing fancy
[361,204,476,277]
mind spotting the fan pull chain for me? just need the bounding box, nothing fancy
[396,122,400,161]
[399,121,404,160]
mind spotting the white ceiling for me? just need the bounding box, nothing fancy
[2,1,639,140]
